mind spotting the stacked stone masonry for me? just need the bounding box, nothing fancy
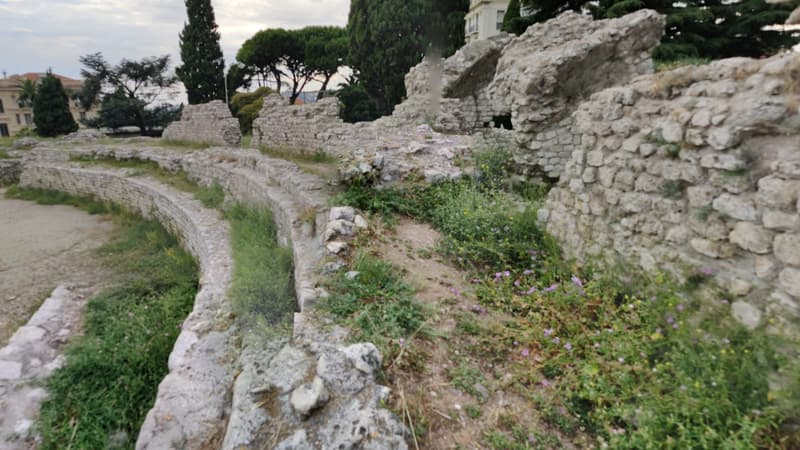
[16,143,409,449]
[251,10,665,181]
[541,53,800,334]
[163,100,242,147]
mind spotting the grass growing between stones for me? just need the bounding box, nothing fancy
[5,188,199,450]
[332,149,800,449]
[224,204,296,332]
[0,149,10,159]
[324,252,428,355]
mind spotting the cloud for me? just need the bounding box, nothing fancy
[0,0,349,78]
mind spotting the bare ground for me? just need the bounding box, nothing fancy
[0,189,115,345]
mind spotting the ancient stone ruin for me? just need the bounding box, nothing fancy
[163,100,242,146]
[542,53,800,334]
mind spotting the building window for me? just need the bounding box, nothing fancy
[0,124,9,137]
[16,114,21,125]
[24,113,32,125]
[497,10,505,30]
[0,99,4,113]
[80,111,87,121]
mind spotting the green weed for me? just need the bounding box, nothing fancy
[448,360,486,398]
[195,182,225,209]
[34,197,197,450]
[259,146,338,164]
[225,204,295,330]
[0,149,10,159]
[325,252,426,355]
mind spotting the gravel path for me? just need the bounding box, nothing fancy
[0,189,114,346]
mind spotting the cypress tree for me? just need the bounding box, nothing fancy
[176,0,225,104]
[33,72,78,137]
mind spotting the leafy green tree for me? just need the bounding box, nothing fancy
[301,26,348,99]
[237,28,291,94]
[17,78,37,107]
[335,78,380,123]
[348,0,429,116]
[33,72,78,137]
[176,0,225,104]
[520,0,797,61]
[78,53,178,134]
[230,87,272,133]
[347,0,469,116]
[502,0,536,34]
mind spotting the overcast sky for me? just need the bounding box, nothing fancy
[0,0,350,80]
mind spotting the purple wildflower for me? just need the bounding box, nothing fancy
[677,304,686,312]
[544,328,554,337]
[528,434,537,444]
[514,280,521,287]
[494,272,503,281]
[564,342,573,351]
[541,379,550,387]
[665,315,675,325]
[503,271,511,278]
[523,269,533,276]
[552,337,561,344]
[544,283,559,292]
[450,288,461,297]
[399,338,405,346]
[521,348,530,357]
[571,275,584,289]
[525,286,537,295]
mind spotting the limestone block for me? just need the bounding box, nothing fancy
[774,233,800,266]
[755,256,778,279]
[713,194,758,221]
[690,238,734,259]
[620,192,653,213]
[290,377,330,418]
[763,210,799,230]
[767,291,800,319]
[634,173,661,192]
[757,176,799,209]
[779,267,800,298]
[687,185,717,208]
[707,127,740,150]
[656,120,684,143]
[729,222,772,254]
[700,153,745,171]
[731,301,762,330]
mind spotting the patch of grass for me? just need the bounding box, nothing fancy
[655,57,711,73]
[660,180,688,199]
[225,204,295,331]
[448,360,486,398]
[259,145,338,165]
[695,205,715,222]
[5,185,117,215]
[465,404,482,419]
[0,149,10,159]
[33,194,198,450]
[325,252,426,356]
[158,139,211,151]
[195,182,225,209]
[0,137,14,149]
[241,134,252,148]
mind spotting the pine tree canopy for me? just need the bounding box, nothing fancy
[33,72,78,137]
[176,0,225,104]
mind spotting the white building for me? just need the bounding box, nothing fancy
[465,0,510,43]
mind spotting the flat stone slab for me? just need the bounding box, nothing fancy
[0,361,22,380]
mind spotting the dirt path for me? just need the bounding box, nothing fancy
[0,189,115,346]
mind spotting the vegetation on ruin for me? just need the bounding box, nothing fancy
[331,148,800,449]
[0,150,10,159]
[4,187,198,450]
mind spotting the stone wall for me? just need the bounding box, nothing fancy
[163,100,242,147]
[18,164,238,449]
[0,160,21,186]
[249,10,666,182]
[541,53,800,333]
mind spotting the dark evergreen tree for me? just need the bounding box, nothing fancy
[33,72,78,137]
[520,0,797,61]
[502,0,537,34]
[176,0,225,104]
[348,0,467,116]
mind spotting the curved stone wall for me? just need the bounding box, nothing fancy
[16,145,409,449]
[541,53,800,334]
[18,163,237,449]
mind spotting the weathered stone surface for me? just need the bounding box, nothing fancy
[163,100,242,146]
[729,222,772,254]
[774,233,800,266]
[290,377,330,417]
[780,267,800,298]
[731,301,762,330]
[713,194,758,222]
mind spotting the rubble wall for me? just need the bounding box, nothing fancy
[163,100,242,147]
[541,53,800,333]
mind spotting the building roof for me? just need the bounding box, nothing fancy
[11,72,81,83]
